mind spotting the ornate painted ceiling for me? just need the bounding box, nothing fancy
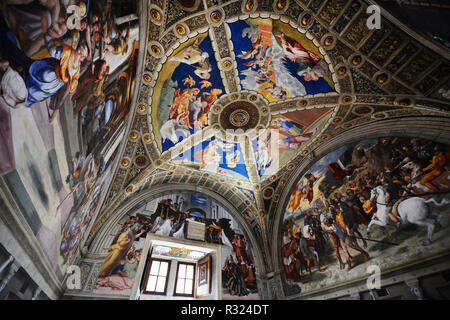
[88,0,450,259]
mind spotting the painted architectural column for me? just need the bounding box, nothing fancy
[406,279,425,300]
[0,261,19,293]
[32,287,42,300]
[0,255,14,274]
[263,271,285,300]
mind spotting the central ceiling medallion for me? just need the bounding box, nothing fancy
[229,109,250,127]
[208,91,271,142]
[220,100,259,131]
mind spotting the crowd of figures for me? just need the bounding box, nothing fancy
[95,198,259,297]
[147,199,228,242]
[282,137,450,281]
[222,237,257,297]
[0,0,138,271]
[150,200,259,296]
[0,0,136,120]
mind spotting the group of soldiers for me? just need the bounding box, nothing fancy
[283,138,449,279]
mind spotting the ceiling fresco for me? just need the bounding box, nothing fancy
[229,18,336,100]
[99,0,450,235]
[3,0,449,299]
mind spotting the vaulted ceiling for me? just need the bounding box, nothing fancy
[88,0,450,253]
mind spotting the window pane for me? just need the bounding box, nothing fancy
[184,279,193,294]
[176,278,185,294]
[159,262,168,276]
[150,261,160,276]
[156,276,166,292]
[146,275,157,292]
[178,264,186,277]
[185,265,194,279]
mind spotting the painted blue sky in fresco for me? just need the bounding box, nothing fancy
[172,136,249,180]
[229,20,333,98]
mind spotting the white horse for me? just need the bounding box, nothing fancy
[367,185,449,245]
[401,160,422,180]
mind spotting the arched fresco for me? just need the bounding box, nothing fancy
[0,0,140,279]
[280,136,450,296]
[92,191,260,299]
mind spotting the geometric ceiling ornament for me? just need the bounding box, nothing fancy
[209,91,271,143]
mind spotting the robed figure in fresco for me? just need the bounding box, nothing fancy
[98,224,146,277]
[222,255,248,296]
[0,11,87,109]
[276,33,328,81]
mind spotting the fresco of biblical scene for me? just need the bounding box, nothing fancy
[221,240,258,299]
[229,18,334,102]
[0,0,139,279]
[281,137,450,295]
[151,33,225,152]
[94,192,259,299]
[253,108,333,177]
[172,137,249,180]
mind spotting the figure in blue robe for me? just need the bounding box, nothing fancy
[0,10,82,107]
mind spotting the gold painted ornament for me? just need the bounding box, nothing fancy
[210,10,222,23]
[337,66,347,76]
[351,55,362,66]
[151,45,161,55]
[175,24,186,35]
[324,36,333,47]
[222,60,232,69]
[245,0,255,12]
[121,159,130,167]
[301,14,312,26]
[143,135,152,143]
[143,73,152,83]
[150,9,161,21]
[129,131,138,140]
[376,73,388,84]
[276,0,287,10]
